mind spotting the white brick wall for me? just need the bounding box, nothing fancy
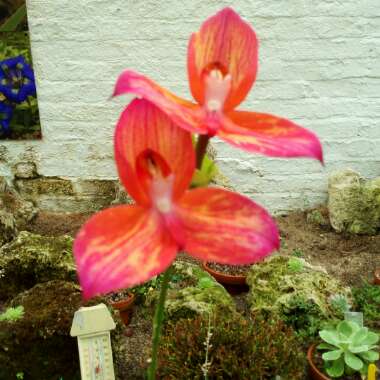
[1,0,379,213]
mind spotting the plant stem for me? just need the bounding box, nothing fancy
[147,267,172,380]
[196,134,210,169]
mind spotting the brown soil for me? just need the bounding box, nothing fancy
[207,262,250,276]
[277,207,380,287]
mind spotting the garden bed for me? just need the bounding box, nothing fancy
[1,207,378,379]
[26,208,380,287]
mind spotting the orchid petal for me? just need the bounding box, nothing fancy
[74,205,178,299]
[113,70,205,134]
[188,7,258,110]
[115,99,196,206]
[219,110,323,162]
[176,187,279,264]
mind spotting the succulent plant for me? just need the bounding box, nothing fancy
[318,320,379,378]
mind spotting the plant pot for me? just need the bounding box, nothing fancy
[110,292,136,326]
[374,268,380,285]
[307,344,330,380]
[202,262,249,294]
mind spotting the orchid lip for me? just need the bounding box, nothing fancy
[151,173,175,215]
[204,68,231,113]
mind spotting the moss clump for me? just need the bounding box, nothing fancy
[146,261,236,321]
[247,255,351,339]
[158,312,306,380]
[328,170,380,234]
[0,280,127,380]
[0,231,77,301]
[352,282,380,331]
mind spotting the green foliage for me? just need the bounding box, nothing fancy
[352,282,380,330]
[0,4,26,32]
[287,257,304,272]
[132,271,188,303]
[0,305,24,322]
[291,248,304,258]
[318,320,379,378]
[329,294,351,317]
[281,295,328,341]
[15,372,24,380]
[158,313,306,380]
[191,153,218,188]
[0,33,30,62]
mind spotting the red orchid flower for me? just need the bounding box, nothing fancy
[113,7,323,162]
[74,99,279,299]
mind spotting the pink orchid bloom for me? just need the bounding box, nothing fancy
[113,7,323,162]
[74,99,279,299]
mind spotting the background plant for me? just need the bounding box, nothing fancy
[352,282,380,331]
[158,312,306,380]
[318,320,379,378]
[287,257,304,272]
[0,305,24,322]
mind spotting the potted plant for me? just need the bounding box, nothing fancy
[201,262,250,294]
[107,289,136,326]
[374,268,380,285]
[308,320,379,379]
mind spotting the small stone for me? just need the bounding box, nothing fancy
[13,161,38,179]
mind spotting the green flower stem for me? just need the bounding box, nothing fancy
[196,134,210,169]
[147,267,172,380]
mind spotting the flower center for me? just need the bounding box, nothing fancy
[151,175,174,214]
[136,149,174,214]
[204,68,231,113]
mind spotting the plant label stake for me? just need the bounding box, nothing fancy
[70,303,116,380]
[344,311,363,327]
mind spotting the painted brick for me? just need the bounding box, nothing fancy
[0,0,378,214]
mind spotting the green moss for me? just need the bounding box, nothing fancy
[329,171,380,234]
[352,282,380,331]
[159,312,306,380]
[247,255,351,339]
[146,261,236,321]
[0,231,77,300]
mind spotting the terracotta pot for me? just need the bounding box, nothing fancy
[202,262,249,294]
[307,344,330,380]
[374,268,380,285]
[110,292,136,326]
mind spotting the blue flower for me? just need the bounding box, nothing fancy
[0,101,13,136]
[0,55,36,104]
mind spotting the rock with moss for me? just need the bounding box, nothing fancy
[246,255,351,338]
[0,280,127,380]
[147,261,236,321]
[0,177,37,246]
[0,231,77,301]
[111,180,134,205]
[328,169,380,234]
[306,208,330,228]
